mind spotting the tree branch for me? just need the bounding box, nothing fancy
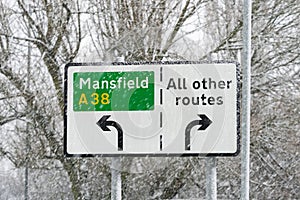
[0,113,26,126]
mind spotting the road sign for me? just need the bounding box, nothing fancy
[64,61,240,157]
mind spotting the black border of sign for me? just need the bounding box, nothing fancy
[64,61,241,157]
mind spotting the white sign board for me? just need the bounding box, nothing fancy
[64,62,240,156]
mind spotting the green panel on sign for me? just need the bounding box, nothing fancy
[73,71,154,111]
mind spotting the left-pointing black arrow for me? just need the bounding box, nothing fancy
[96,115,123,151]
[185,114,212,151]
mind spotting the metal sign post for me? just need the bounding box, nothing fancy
[241,0,252,199]
[25,5,31,199]
[111,157,122,200]
[111,57,124,200]
[206,157,217,200]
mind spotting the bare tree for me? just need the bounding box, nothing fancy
[0,0,86,199]
[87,0,207,61]
[0,0,299,199]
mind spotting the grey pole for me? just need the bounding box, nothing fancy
[25,5,31,200]
[111,56,124,200]
[111,157,122,200]
[241,0,252,199]
[205,157,217,200]
[205,53,217,200]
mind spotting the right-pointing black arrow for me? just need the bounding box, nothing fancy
[96,115,123,151]
[185,114,212,151]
